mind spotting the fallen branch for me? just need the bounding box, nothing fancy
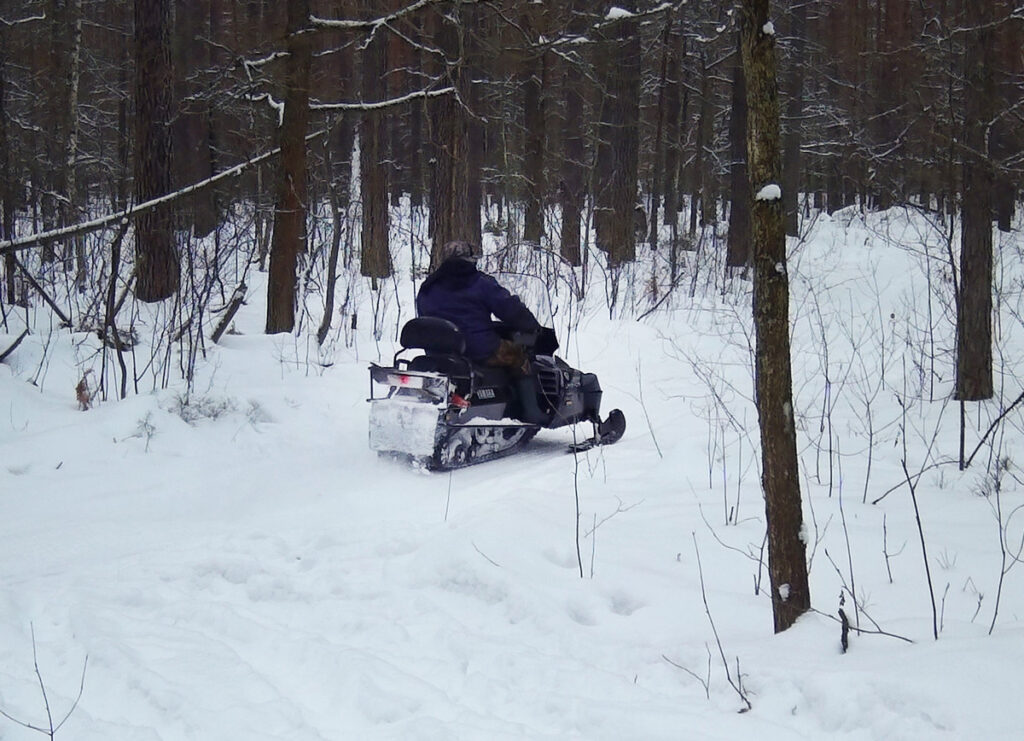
[210,281,247,344]
[0,328,28,363]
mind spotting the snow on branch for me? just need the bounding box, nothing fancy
[605,7,636,20]
[312,86,454,112]
[0,12,46,26]
[310,0,455,32]
[755,184,782,201]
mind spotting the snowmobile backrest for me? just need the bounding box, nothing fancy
[401,317,466,355]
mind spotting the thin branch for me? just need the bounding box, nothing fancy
[964,390,1024,469]
[472,541,502,568]
[692,533,752,712]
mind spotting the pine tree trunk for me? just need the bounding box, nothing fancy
[522,61,545,246]
[558,0,589,267]
[360,8,391,281]
[265,0,311,333]
[727,37,750,268]
[781,1,806,237]
[647,18,673,250]
[0,22,17,304]
[134,0,179,303]
[741,0,811,633]
[593,2,640,266]
[521,2,547,247]
[661,31,683,231]
[955,8,994,401]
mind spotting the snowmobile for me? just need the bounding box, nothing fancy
[368,317,625,470]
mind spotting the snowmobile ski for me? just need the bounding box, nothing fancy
[567,409,626,453]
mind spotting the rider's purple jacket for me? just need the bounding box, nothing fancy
[416,258,540,361]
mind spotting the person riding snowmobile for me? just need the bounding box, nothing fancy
[416,240,547,424]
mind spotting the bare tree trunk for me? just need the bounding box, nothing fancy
[0,22,16,304]
[558,0,589,267]
[521,2,547,247]
[318,120,352,346]
[955,4,995,401]
[593,1,640,266]
[727,35,750,268]
[359,3,391,281]
[741,0,811,633]
[781,0,806,237]
[647,17,673,250]
[65,0,86,289]
[661,30,683,231]
[265,0,311,333]
[689,54,713,237]
[428,6,477,267]
[521,59,545,246]
[408,16,425,209]
[134,0,179,302]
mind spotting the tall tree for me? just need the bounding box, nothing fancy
[427,5,478,266]
[741,0,811,633]
[593,1,641,266]
[265,0,311,333]
[557,0,591,267]
[726,34,750,268]
[780,0,806,236]
[0,18,16,304]
[646,15,674,250]
[134,0,179,302]
[359,0,391,282]
[955,0,995,400]
[520,2,547,247]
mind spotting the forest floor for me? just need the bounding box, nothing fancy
[2,205,1024,739]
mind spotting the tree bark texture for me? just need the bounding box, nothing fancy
[359,9,392,281]
[741,0,811,633]
[661,29,683,230]
[727,36,750,268]
[593,2,640,266]
[265,0,311,333]
[647,17,673,250]
[134,0,179,302]
[1,23,16,303]
[521,2,547,247]
[781,0,806,237]
[955,6,994,400]
[557,0,590,267]
[428,7,478,267]
[521,58,545,246]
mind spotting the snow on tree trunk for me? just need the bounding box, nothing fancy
[740,0,811,634]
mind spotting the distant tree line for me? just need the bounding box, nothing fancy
[0,0,1020,327]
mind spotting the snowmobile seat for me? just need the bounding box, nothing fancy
[401,317,465,356]
[408,353,471,380]
[398,318,473,390]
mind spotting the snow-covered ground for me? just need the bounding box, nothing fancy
[2,206,1024,739]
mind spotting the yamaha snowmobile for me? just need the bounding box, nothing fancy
[368,317,625,470]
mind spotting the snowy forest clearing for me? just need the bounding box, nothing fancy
[3,206,1024,739]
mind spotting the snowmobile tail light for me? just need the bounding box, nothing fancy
[388,372,424,389]
[451,393,470,409]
